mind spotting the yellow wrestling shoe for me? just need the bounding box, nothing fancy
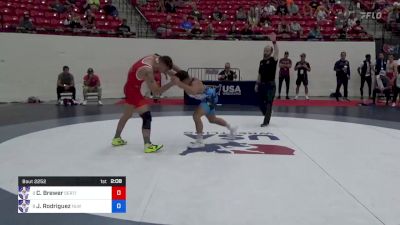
[112,137,127,147]
[144,143,163,153]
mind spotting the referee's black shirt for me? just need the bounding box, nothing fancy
[259,57,278,83]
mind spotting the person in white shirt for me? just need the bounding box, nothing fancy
[347,13,357,27]
[264,2,277,16]
[392,61,400,107]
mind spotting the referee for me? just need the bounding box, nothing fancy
[255,33,279,127]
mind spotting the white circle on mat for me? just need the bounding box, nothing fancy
[1,116,400,225]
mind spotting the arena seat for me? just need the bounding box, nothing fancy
[135,0,374,41]
[0,0,129,37]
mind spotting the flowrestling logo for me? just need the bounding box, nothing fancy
[180,132,295,155]
[217,84,242,96]
[360,12,382,20]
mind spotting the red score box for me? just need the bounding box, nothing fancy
[112,186,126,200]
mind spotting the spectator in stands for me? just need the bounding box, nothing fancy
[236,7,247,21]
[204,23,215,37]
[180,15,193,31]
[104,0,118,17]
[190,22,202,38]
[307,26,322,40]
[218,63,237,81]
[117,19,133,37]
[190,4,202,20]
[264,2,277,16]
[137,0,147,6]
[276,0,289,16]
[57,66,76,104]
[350,20,366,34]
[323,0,335,10]
[64,11,83,29]
[347,13,357,28]
[50,0,67,13]
[241,23,254,36]
[248,7,260,27]
[84,0,100,11]
[156,22,172,37]
[290,20,303,38]
[288,1,299,15]
[358,54,374,99]
[303,4,313,17]
[84,10,96,30]
[228,24,240,35]
[156,0,166,12]
[18,13,35,33]
[259,20,271,28]
[387,4,400,25]
[165,0,176,13]
[65,0,76,8]
[259,14,272,27]
[372,72,392,105]
[213,6,226,21]
[373,0,387,12]
[335,10,347,29]
[255,3,264,15]
[337,27,348,39]
[334,51,351,101]
[294,53,311,100]
[309,0,320,12]
[82,68,102,105]
[315,6,328,22]
[175,0,185,8]
[278,19,291,35]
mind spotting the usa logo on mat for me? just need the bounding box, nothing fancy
[180,132,295,155]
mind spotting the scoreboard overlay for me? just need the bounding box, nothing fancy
[17,176,126,213]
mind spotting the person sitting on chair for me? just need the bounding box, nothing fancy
[57,66,76,105]
[372,71,392,105]
[218,63,237,81]
[82,67,102,105]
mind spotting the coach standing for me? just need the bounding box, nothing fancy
[334,51,351,101]
[255,33,279,127]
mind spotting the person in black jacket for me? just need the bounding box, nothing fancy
[334,51,351,101]
[357,54,374,99]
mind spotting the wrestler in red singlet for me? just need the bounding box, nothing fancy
[113,55,177,153]
[123,56,155,108]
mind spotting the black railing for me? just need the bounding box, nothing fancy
[187,68,241,81]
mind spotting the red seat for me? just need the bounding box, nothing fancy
[96,21,111,30]
[15,9,29,16]
[0,8,14,15]
[110,20,121,28]
[2,23,15,30]
[33,0,48,5]
[3,15,20,24]
[34,17,50,26]
[50,18,63,28]
[45,12,59,18]
[30,10,45,17]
